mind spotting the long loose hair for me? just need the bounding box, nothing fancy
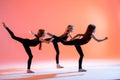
[37,29,45,50]
[83,24,96,38]
[60,25,73,37]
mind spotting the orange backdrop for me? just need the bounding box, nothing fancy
[0,0,120,65]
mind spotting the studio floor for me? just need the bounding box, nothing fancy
[0,60,120,80]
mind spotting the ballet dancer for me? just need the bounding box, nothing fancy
[47,24,108,72]
[2,22,53,73]
[31,25,74,68]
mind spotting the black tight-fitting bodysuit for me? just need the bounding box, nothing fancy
[52,35,91,69]
[46,34,68,64]
[5,27,40,69]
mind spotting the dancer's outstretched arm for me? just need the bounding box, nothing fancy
[91,34,108,42]
[68,33,72,39]
[29,30,36,35]
[39,37,54,43]
[70,34,84,40]
[29,30,39,38]
[29,31,54,43]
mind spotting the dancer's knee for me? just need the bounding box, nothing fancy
[56,51,60,55]
[29,55,33,59]
[80,54,84,58]
[11,35,16,39]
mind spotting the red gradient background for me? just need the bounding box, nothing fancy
[0,0,120,65]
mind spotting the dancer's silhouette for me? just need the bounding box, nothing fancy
[47,24,108,72]
[2,22,53,73]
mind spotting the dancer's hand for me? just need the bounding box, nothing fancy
[100,37,108,42]
[48,38,54,43]
[104,37,108,40]
[29,30,35,35]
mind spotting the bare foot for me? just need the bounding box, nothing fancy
[57,64,64,68]
[27,69,35,73]
[2,22,7,28]
[78,69,87,72]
